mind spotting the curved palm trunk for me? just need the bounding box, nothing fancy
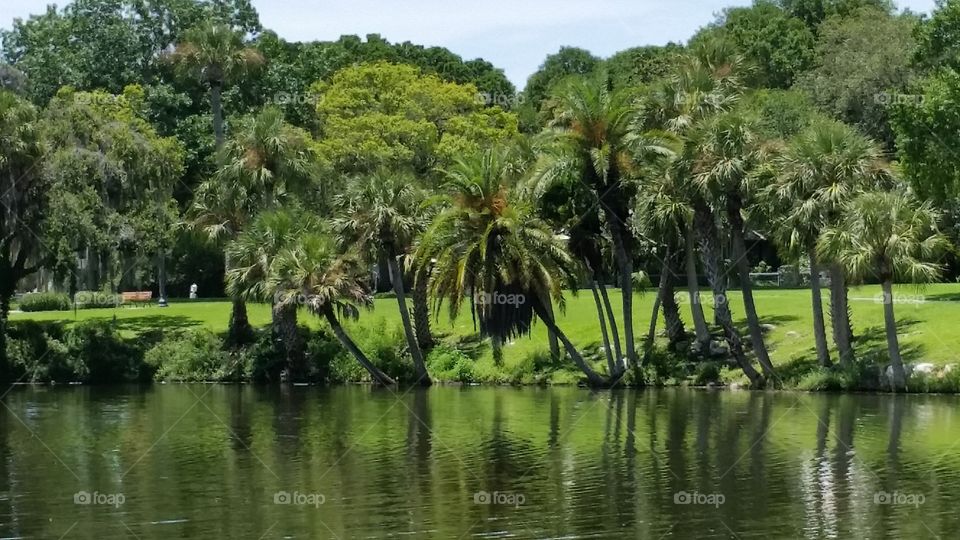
[0,293,9,383]
[598,284,623,366]
[589,278,617,376]
[829,264,855,365]
[727,193,776,382]
[882,280,906,391]
[274,303,306,382]
[532,302,608,387]
[413,265,434,352]
[387,255,430,385]
[808,250,832,367]
[210,81,225,150]
[322,307,396,386]
[685,229,711,351]
[694,201,763,387]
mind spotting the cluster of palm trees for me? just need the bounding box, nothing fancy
[178,27,948,391]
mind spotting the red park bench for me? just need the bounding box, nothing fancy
[121,291,153,307]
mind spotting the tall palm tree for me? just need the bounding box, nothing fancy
[191,107,318,347]
[334,171,431,385]
[532,74,674,370]
[168,22,264,148]
[419,149,608,386]
[819,192,948,390]
[693,111,778,382]
[272,233,397,386]
[225,209,315,381]
[771,120,895,367]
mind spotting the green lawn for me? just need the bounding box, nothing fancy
[12,283,960,372]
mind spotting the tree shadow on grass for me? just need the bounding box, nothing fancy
[918,292,960,302]
[111,315,202,336]
[854,317,926,365]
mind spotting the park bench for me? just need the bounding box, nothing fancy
[121,291,153,307]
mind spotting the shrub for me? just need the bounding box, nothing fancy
[305,328,342,383]
[64,320,145,382]
[146,329,235,382]
[6,321,75,382]
[426,345,475,383]
[693,361,722,386]
[18,292,71,312]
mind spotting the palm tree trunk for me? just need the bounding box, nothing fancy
[694,200,763,387]
[544,296,562,362]
[727,193,776,382]
[606,216,637,368]
[323,307,396,386]
[598,283,623,366]
[661,248,686,349]
[211,81,225,150]
[274,303,305,382]
[228,297,254,347]
[644,263,665,361]
[685,228,711,351]
[881,280,905,391]
[589,277,617,376]
[808,250,832,367]
[0,290,9,382]
[387,255,430,385]
[532,301,607,387]
[829,264,855,365]
[413,265,434,351]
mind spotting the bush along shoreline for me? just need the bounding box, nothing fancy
[6,318,960,393]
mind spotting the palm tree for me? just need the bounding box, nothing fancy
[419,149,608,386]
[272,233,397,386]
[191,107,318,347]
[334,171,431,385]
[532,74,674,370]
[771,119,895,366]
[168,22,264,148]
[645,39,763,385]
[226,209,315,381]
[819,192,948,390]
[693,111,778,382]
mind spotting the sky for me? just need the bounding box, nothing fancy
[1,0,939,88]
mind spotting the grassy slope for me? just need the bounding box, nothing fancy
[12,283,960,375]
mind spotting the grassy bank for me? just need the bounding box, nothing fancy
[10,283,960,388]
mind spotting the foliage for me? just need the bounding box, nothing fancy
[426,345,476,383]
[796,7,917,149]
[146,329,235,382]
[17,292,71,312]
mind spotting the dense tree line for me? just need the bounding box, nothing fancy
[1,0,958,390]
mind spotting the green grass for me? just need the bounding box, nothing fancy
[12,283,960,376]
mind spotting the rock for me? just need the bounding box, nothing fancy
[914,362,936,374]
[786,331,800,338]
[760,324,776,332]
[709,340,729,357]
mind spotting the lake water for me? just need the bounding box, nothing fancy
[0,385,957,538]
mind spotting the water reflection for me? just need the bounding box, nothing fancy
[0,386,955,538]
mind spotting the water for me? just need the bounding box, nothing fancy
[0,385,957,539]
